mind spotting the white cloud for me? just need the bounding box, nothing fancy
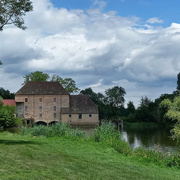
[0,0,180,106]
[146,17,163,24]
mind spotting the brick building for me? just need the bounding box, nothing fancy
[15,82,99,126]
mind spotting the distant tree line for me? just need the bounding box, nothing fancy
[81,72,180,126]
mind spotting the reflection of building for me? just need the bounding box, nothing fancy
[15,82,99,127]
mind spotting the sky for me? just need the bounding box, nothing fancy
[0,0,180,107]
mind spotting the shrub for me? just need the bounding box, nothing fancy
[93,122,132,155]
[22,122,85,138]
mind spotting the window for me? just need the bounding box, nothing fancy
[89,114,92,117]
[25,98,28,102]
[39,114,42,118]
[53,106,56,111]
[39,106,42,111]
[25,106,28,111]
[39,98,42,102]
[69,114,71,118]
[53,98,56,102]
[79,114,82,119]
[54,113,56,118]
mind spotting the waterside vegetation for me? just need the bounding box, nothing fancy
[21,122,180,168]
[0,122,180,179]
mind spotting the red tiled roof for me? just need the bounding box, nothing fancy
[2,99,16,106]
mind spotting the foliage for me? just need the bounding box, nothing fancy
[23,71,50,85]
[160,96,180,143]
[177,72,180,91]
[0,60,2,65]
[22,72,80,94]
[51,74,80,94]
[127,101,136,114]
[81,87,128,120]
[0,96,3,102]
[81,88,103,104]
[22,122,85,138]
[0,87,15,99]
[105,86,126,108]
[93,122,132,155]
[0,0,33,31]
[0,104,20,128]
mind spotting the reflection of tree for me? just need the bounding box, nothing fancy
[125,127,176,149]
[127,132,135,145]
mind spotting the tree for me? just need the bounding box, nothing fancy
[0,88,15,99]
[127,101,135,114]
[177,72,180,91]
[51,74,80,94]
[0,0,33,31]
[0,104,18,128]
[80,88,100,104]
[135,96,156,122]
[105,86,126,108]
[0,60,2,65]
[23,71,50,85]
[160,97,180,143]
[81,88,107,119]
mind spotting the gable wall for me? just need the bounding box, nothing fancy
[15,94,70,123]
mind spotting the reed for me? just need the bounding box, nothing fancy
[22,122,85,138]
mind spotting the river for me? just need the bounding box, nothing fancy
[121,127,177,153]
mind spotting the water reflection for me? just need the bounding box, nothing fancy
[121,127,177,152]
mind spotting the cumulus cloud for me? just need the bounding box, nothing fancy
[146,17,163,24]
[0,0,180,106]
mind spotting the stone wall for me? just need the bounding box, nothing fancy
[15,94,70,124]
[61,114,99,127]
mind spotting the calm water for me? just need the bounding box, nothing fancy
[121,127,177,152]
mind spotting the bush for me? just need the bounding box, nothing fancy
[93,122,132,155]
[0,105,17,128]
[22,122,85,138]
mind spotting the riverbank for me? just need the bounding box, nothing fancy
[123,122,174,130]
[0,131,180,179]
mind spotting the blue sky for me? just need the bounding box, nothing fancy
[0,0,180,106]
[51,0,180,27]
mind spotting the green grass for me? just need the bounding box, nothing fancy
[0,132,180,180]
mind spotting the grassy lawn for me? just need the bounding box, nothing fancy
[0,132,180,180]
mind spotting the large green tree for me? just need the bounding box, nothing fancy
[161,96,180,143]
[51,74,80,94]
[23,71,50,85]
[127,101,136,114]
[23,72,80,94]
[105,86,126,108]
[0,88,15,99]
[0,103,19,128]
[0,0,33,31]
